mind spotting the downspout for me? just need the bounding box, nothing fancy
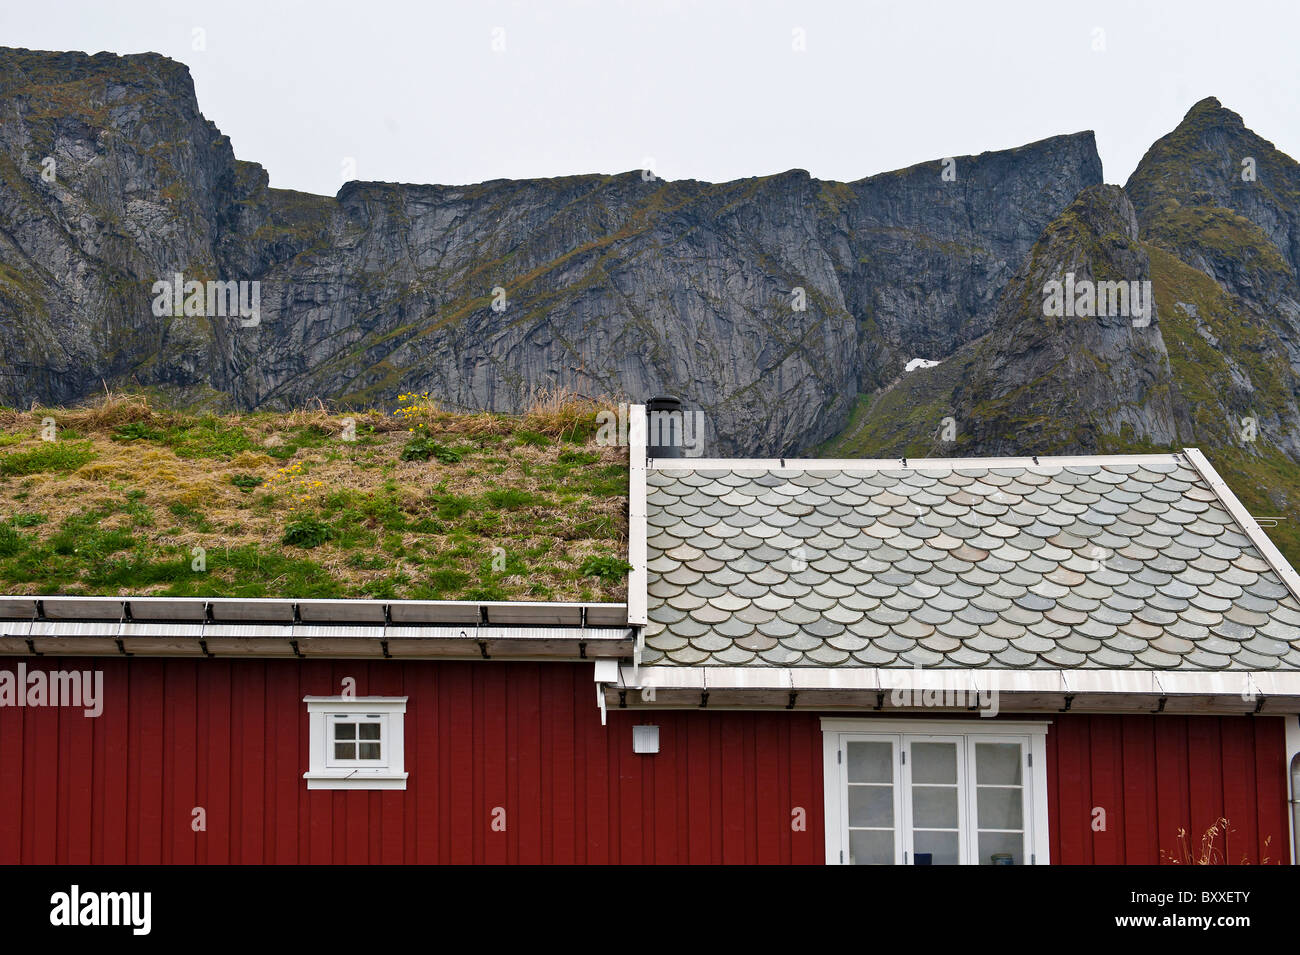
[1289,717,1300,867]
[1292,751,1300,866]
[1290,716,1300,865]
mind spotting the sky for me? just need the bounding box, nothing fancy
[2,0,1298,197]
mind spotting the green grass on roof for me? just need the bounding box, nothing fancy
[0,392,629,602]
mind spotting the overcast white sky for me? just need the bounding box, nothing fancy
[3,0,1297,196]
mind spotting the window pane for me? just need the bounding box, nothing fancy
[849,829,895,865]
[913,829,959,865]
[847,741,892,784]
[848,786,894,828]
[910,742,957,784]
[334,722,356,740]
[333,742,355,759]
[978,830,1025,865]
[977,787,1023,830]
[911,785,958,829]
[359,723,381,740]
[358,742,382,760]
[975,743,1022,785]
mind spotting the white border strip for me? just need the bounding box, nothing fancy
[647,452,1184,472]
[627,404,649,638]
[615,665,1300,704]
[1183,447,1300,605]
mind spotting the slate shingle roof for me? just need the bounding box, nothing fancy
[644,455,1300,669]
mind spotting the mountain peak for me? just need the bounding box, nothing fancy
[1177,95,1246,133]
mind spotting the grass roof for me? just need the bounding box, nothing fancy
[0,392,629,602]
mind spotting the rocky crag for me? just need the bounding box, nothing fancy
[0,47,1100,454]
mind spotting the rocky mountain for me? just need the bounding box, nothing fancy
[3,47,1298,533]
[0,47,1101,454]
[824,97,1300,561]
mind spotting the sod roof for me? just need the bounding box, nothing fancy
[0,393,629,602]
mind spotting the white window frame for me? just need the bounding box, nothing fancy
[303,696,408,790]
[822,719,1050,865]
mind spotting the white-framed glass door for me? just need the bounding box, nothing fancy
[902,735,966,865]
[967,737,1030,866]
[842,737,901,865]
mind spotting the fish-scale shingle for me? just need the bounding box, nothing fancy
[644,454,1300,669]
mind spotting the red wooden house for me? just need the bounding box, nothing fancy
[2,405,1298,864]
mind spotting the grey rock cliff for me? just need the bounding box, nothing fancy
[0,47,1101,454]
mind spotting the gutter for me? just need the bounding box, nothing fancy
[0,597,633,660]
[601,665,1300,715]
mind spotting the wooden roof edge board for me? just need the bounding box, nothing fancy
[206,598,296,621]
[295,599,386,623]
[0,624,631,642]
[647,452,1185,472]
[483,605,582,626]
[0,594,628,627]
[628,667,1300,698]
[121,597,207,620]
[1182,446,1300,607]
[41,598,125,619]
[0,597,37,617]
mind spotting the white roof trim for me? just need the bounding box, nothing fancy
[1182,446,1300,606]
[603,665,1300,713]
[627,404,649,635]
[0,595,629,628]
[0,619,635,660]
[648,452,1186,472]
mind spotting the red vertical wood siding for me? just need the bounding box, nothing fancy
[0,659,1289,864]
[1045,713,1289,864]
[0,659,824,864]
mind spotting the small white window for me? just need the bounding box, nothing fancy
[304,697,408,790]
[823,720,1050,865]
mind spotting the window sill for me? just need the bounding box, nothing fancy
[303,771,409,791]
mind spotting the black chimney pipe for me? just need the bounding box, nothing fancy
[645,395,685,459]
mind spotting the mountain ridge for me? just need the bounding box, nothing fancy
[0,45,1101,454]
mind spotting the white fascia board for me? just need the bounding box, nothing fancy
[705,667,793,690]
[627,403,649,630]
[1183,447,1300,605]
[1251,672,1300,696]
[647,452,1183,473]
[1154,671,1257,697]
[626,667,1300,708]
[1062,670,1162,695]
[878,667,977,694]
[790,668,879,691]
[972,669,1067,695]
[623,665,705,689]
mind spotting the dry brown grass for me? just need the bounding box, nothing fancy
[1161,818,1274,865]
[0,391,629,601]
[0,390,163,432]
